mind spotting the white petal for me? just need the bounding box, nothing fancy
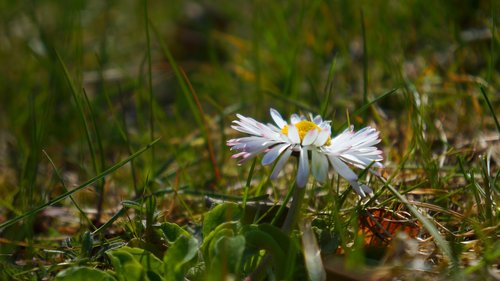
[258,123,282,140]
[313,115,322,125]
[297,148,310,187]
[340,153,383,169]
[267,123,281,133]
[319,120,331,130]
[270,149,292,179]
[312,150,328,183]
[262,144,289,166]
[231,124,259,136]
[314,130,330,146]
[329,156,371,198]
[237,152,259,165]
[302,129,319,146]
[270,108,287,129]
[240,139,268,152]
[288,125,301,144]
[231,151,247,159]
[328,156,358,183]
[290,114,301,124]
[279,133,292,143]
[360,184,373,196]
[349,181,367,198]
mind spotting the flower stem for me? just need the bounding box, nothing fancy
[281,185,306,233]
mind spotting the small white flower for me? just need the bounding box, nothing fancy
[227,108,383,198]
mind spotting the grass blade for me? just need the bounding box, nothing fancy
[56,52,105,221]
[335,88,398,132]
[360,9,368,120]
[56,52,100,178]
[144,0,156,172]
[479,86,500,133]
[42,150,95,229]
[321,56,337,117]
[0,138,160,231]
[150,21,221,183]
[377,175,457,267]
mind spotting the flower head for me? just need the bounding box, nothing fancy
[227,108,383,198]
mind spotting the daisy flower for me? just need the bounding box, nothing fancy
[227,108,383,198]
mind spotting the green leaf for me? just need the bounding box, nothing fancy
[198,220,245,280]
[107,250,145,281]
[80,231,93,258]
[54,267,116,281]
[164,235,199,281]
[244,229,286,278]
[241,224,299,279]
[212,235,246,274]
[160,222,191,243]
[202,221,240,259]
[257,224,293,254]
[202,202,242,237]
[107,246,164,281]
[207,228,235,261]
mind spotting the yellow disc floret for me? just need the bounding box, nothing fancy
[281,120,331,145]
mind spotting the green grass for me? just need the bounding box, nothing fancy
[0,0,498,280]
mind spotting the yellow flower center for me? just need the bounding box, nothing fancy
[281,120,331,145]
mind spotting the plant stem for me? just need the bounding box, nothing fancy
[281,185,306,233]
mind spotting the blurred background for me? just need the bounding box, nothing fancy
[0,0,497,261]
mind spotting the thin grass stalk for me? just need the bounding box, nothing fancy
[335,88,398,133]
[42,150,95,230]
[251,2,263,112]
[150,22,221,184]
[144,0,156,176]
[242,158,257,215]
[377,175,458,268]
[360,9,368,121]
[479,86,500,133]
[488,0,496,83]
[56,52,104,220]
[82,89,106,223]
[458,157,486,220]
[321,56,337,117]
[102,85,139,196]
[0,138,159,231]
[480,155,494,226]
[180,69,221,183]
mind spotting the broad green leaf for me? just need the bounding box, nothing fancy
[243,224,298,278]
[201,221,240,259]
[212,235,245,274]
[205,234,246,281]
[257,224,293,254]
[160,222,191,243]
[244,229,286,278]
[164,235,199,281]
[202,202,242,237]
[54,266,116,281]
[107,246,164,281]
[208,228,235,259]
